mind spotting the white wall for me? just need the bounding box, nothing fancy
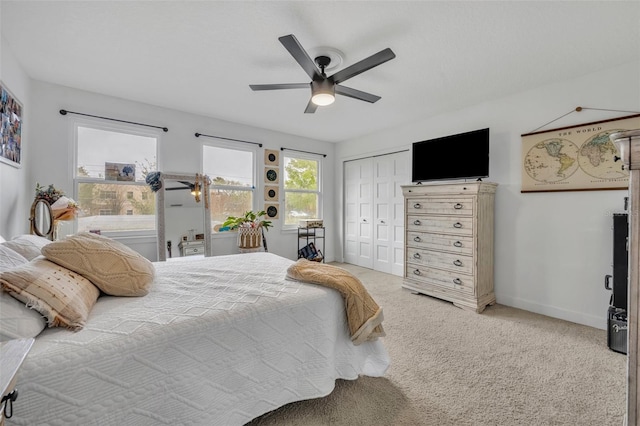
[335,60,640,329]
[0,35,31,238]
[27,80,336,262]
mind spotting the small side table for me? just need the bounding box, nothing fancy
[1,338,34,425]
[179,240,205,257]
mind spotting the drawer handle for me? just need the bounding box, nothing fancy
[454,203,463,209]
[413,236,422,242]
[413,219,422,226]
[413,253,421,259]
[413,203,422,209]
[453,278,462,285]
[453,222,463,229]
[453,259,463,267]
[413,269,422,276]
[453,241,463,248]
[2,388,18,419]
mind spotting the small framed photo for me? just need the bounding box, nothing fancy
[105,162,136,181]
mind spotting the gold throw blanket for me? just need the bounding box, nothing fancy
[286,259,385,345]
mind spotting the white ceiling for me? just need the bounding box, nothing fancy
[2,1,639,143]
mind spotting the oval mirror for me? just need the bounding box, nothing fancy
[29,199,54,240]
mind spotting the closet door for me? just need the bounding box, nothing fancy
[344,158,373,268]
[344,151,409,275]
[373,152,410,275]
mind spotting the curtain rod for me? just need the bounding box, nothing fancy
[59,109,168,132]
[194,132,262,147]
[344,149,409,163]
[280,147,327,158]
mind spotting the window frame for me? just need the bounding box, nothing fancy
[72,118,161,238]
[282,151,322,231]
[201,139,258,234]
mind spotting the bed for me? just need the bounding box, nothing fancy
[2,250,389,425]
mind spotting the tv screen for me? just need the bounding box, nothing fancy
[411,128,489,182]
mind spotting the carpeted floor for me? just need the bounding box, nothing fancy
[247,263,626,426]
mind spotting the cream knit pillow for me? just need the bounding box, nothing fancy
[42,232,154,297]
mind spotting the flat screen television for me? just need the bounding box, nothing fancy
[411,128,489,182]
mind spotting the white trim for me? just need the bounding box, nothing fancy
[282,152,323,231]
[71,118,160,236]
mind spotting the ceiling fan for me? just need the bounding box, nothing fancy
[249,34,396,113]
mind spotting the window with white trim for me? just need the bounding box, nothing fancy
[203,142,256,230]
[283,153,321,227]
[75,123,158,234]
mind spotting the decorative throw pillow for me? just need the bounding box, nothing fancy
[42,232,155,297]
[0,257,100,330]
[1,234,52,261]
[0,245,29,272]
[0,291,46,341]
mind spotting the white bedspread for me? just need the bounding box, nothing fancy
[7,253,389,425]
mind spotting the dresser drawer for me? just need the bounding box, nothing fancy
[407,249,474,275]
[407,215,473,236]
[406,262,474,294]
[406,231,474,255]
[183,246,204,256]
[407,197,474,216]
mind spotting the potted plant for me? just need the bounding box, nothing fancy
[222,210,272,249]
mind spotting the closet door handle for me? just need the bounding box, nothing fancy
[413,236,422,242]
[454,203,463,209]
[413,219,421,226]
[453,278,462,285]
[453,241,463,248]
[413,253,421,259]
[453,222,463,229]
[453,259,463,267]
[413,203,422,209]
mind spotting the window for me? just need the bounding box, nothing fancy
[283,154,321,227]
[203,143,255,230]
[75,124,158,234]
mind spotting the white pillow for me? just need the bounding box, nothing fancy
[0,235,5,243]
[1,234,52,261]
[0,291,47,341]
[0,244,29,272]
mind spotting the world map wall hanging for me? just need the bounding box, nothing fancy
[521,113,640,192]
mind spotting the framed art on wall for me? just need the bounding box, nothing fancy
[521,114,640,192]
[0,82,23,168]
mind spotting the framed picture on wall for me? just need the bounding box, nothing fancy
[0,81,23,168]
[521,113,640,192]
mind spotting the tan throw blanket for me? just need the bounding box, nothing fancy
[286,259,385,345]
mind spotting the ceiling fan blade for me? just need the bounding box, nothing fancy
[165,187,190,191]
[330,48,396,84]
[278,34,323,81]
[250,83,309,91]
[335,85,381,103]
[304,99,318,114]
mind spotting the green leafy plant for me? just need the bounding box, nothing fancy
[222,210,272,231]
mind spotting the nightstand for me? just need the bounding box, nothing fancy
[1,338,34,425]
[178,240,205,257]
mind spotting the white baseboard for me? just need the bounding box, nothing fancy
[497,295,606,330]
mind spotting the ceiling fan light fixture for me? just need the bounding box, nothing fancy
[311,80,335,106]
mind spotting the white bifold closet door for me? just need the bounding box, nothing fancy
[344,151,409,276]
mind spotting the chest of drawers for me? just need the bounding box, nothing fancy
[402,182,497,313]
